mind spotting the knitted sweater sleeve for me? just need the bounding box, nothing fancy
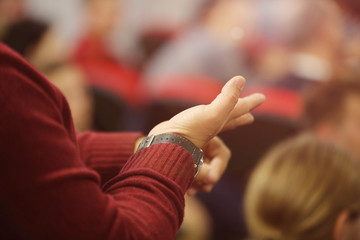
[0,43,195,240]
[76,131,143,185]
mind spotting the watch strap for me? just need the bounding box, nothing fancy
[137,133,203,176]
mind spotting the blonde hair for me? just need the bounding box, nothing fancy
[244,133,360,240]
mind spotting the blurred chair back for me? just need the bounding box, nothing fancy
[89,86,127,132]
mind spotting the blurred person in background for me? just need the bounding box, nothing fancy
[72,0,140,106]
[334,0,360,80]
[250,0,344,91]
[142,0,346,100]
[229,0,344,123]
[0,0,25,38]
[2,18,67,73]
[142,0,257,97]
[246,1,360,239]
[303,78,360,160]
[2,18,93,132]
[296,0,360,163]
[244,133,360,240]
[338,25,360,79]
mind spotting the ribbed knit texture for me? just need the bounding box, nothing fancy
[0,42,194,240]
[77,131,143,185]
[122,143,195,188]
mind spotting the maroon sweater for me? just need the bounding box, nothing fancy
[0,43,194,240]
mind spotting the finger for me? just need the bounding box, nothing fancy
[188,182,213,195]
[222,113,254,131]
[189,176,214,192]
[194,162,211,183]
[228,93,266,120]
[204,139,231,185]
[188,174,207,194]
[187,188,198,197]
[205,76,245,122]
[204,184,215,193]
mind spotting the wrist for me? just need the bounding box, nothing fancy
[136,133,204,176]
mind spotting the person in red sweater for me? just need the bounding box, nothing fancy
[0,42,265,239]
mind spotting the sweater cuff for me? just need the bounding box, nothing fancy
[122,143,195,193]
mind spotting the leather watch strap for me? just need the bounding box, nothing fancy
[137,133,203,176]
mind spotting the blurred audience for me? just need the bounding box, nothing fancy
[242,2,360,233]
[252,0,344,90]
[142,0,256,97]
[2,18,93,132]
[337,19,360,79]
[72,0,140,106]
[244,133,360,240]
[142,0,347,100]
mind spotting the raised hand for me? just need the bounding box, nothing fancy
[149,76,265,194]
[149,76,265,148]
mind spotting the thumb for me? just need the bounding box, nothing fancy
[206,76,245,119]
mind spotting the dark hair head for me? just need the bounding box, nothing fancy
[2,18,49,57]
[303,78,360,128]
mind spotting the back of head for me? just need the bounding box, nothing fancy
[303,78,360,129]
[2,18,49,57]
[244,133,360,240]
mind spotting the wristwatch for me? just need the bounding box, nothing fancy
[136,133,204,177]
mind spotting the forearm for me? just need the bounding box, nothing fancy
[5,144,194,240]
[77,131,143,184]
